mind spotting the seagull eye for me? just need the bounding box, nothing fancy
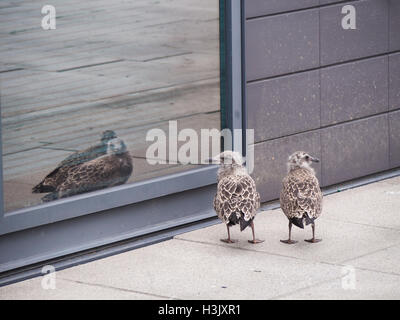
[305,155,309,160]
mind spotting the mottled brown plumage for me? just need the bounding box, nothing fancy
[213,174,261,227]
[32,130,117,194]
[211,151,263,244]
[280,151,322,244]
[33,137,133,202]
[280,168,322,221]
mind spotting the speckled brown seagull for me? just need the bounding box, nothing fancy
[33,130,117,196]
[280,151,323,244]
[211,151,264,244]
[33,136,133,202]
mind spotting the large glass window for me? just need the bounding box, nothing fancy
[0,0,221,212]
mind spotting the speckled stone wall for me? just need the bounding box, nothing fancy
[245,0,400,202]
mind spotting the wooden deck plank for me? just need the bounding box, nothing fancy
[3,79,219,158]
[2,56,218,114]
[3,79,219,140]
[0,1,217,44]
[3,81,219,124]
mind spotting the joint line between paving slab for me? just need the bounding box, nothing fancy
[175,236,400,279]
[260,206,400,233]
[322,216,400,232]
[270,264,400,300]
[174,237,338,267]
[339,242,400,266]
[346,266,400,278]
[269,275,345,300]
[59,277,179,300]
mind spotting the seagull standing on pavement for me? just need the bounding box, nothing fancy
[280,151,323,244]
[211,151,264,244]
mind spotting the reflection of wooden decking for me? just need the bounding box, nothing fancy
[0,0,220,212]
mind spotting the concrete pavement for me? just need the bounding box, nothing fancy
[1,175,400,299]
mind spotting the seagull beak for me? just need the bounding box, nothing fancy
[311,157,320,163]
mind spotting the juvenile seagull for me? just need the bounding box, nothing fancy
[280,151,322,244]
[33,130,117,196]
[33,137,133,202]
[211,151,264,244]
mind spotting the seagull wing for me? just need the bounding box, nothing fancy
[213,174,260,224]
[280,169,322,220]
[58,153,132,195]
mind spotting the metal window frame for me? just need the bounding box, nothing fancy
[0,0,244,273]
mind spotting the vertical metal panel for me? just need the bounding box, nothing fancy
[389,0,400,51]
[245,9,319,81]
[320,0,389,65]
[389,53,400,111]
[225,0,243,153]
[245,0,319,18]
[321,115,390,186]
[321,56,389,126]
[389,110,400,168]
[220,0,228,130]
[232,0,243,154]
[241,0,248,158]
[247,70,320,142]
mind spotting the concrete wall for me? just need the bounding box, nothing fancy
[245,0,400,202]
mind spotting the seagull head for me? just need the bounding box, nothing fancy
[287,151,319,172]
[209,150,244,166]
[208,151,247,179]
[101,130,117,144]
[106,137,127,155]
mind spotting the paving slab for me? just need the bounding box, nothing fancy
[342,243,400,276]
[276,269,400,300]
[322,176,400,230]
[51,239,342,300]
[176,208,400,265]
[0,277,165,300]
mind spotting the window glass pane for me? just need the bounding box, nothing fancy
[0,0,221,212]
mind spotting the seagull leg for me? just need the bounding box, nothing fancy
[220,225,237,243]
[305,223,322,243]
[280,221,298,244]
[248,220,264,244]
